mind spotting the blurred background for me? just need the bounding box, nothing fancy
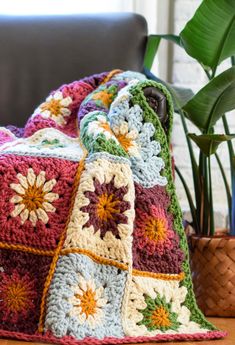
[1,0,233,227]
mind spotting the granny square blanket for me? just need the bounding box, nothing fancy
[0,70,226,344]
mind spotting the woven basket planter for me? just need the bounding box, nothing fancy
[189,235,235,316]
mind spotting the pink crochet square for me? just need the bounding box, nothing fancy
[0,248,52,334]
[0,155,78,249]
[132,183,184,274]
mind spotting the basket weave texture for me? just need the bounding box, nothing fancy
[189,235,235,316]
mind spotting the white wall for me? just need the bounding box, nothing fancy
[172,0,234,228]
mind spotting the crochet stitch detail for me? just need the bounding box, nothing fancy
[0,70,223,344]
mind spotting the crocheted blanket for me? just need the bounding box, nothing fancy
[0,70,226,344]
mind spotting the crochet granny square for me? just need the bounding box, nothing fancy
[0,70,226,344]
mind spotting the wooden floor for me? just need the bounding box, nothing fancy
[0,318,234,345]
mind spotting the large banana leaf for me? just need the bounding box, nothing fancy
[188,133,235,156]
[183,67,235,130]
[144,34,181,70]
[180,0,235,73]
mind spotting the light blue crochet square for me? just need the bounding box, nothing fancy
[45,253,127,339]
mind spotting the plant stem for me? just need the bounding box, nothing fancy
[208,154,215,235]
[232,157,235,235]
[179,110,200,217]
[211,66,217,79]
[215,152,232,225]
[222,114,234,233]
[222,115,235,181]
[199,150,209,235]
[204,66,232,235]
[204,69,211,80]
[175,165,200,233]
[231,56,235,66]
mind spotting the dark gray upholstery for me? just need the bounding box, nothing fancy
[0,13,147,126]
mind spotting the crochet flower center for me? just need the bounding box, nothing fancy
[41,99,63,117]
[0,270,37,323]
[115,133,133,151]
[20,184,45,211]
[96,193,120,221]
[99,122,114,136]
[4,281,29,313]
[138,294,180,332]
[34,91,72,125]
[92,90,113,107]
[81,178,130,239]
[150,306,171,328]
[144,216,167,242]
[76,288,97,319]
[70,277,107,326]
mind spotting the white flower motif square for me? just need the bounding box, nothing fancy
[123,275,209,337]
[45,253,127,339]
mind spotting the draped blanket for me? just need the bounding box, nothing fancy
[0,70,226,344]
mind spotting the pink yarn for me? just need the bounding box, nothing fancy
[24,81,94,138]
[0,155,78,249]
[0,329,227,345]
[0,131,15,145]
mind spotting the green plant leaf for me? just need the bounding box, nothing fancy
[215,152,232,228]
[188,133,235,156]
[157,34,182,46]
[170,85,194,111]
[183,67,235,130]
[144,36,161,70]
[180,0,235,72]
[144,34,181,70]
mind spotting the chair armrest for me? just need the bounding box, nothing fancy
[143,86,168,131]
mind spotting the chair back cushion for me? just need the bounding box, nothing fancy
[0,13,147,125]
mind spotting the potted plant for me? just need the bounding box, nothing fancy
[144,0,235,316]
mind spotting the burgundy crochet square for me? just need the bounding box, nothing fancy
[0,249,51,334]
[132,183,184,274]
[0,155,77,249]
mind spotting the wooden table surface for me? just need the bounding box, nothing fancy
[0,318,234,345]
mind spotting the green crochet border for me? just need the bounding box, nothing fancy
[130,80,216,331]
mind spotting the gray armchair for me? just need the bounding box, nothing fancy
[0,13,167,127]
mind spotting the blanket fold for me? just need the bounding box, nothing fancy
[0,70,226,344]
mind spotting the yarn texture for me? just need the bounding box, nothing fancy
[0,70,226,343]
